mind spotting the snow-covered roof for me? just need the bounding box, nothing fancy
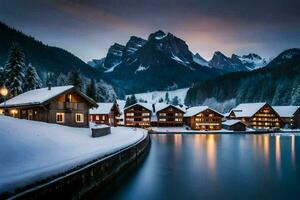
[222,119,244,126]
[230,102,267,118]
[184,106,223,117]
[273,106,299,118]
[0,86,75,107]
[154,103,185,113]
[124,103,153,112]
[90,103,118,115]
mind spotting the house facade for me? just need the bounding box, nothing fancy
[293,109,300,129]
[0,86,97,127]
[124,103,152,127]
[273,106,299,128]
[184,106,223,130]
[222,120,246,131]
[89,102,120,126]
[228,103,282,130]
[154,104,185,127]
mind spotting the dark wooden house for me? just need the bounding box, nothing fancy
[273,106,300,128]
[124,103,152,127]
[293,108,300,129]
[222,120,246,131]
[184,106,223,130]
[0,86,97,127]
[228,103,282,130]
[154,103,185,127]
[89,102,120,126]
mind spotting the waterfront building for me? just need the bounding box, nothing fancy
[153,103,185,127]
[273,106,299,128]
[124,103,152,127]
[89,102,120,126]
[222,119,246,131]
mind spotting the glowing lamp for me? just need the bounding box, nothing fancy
[0,87,8,97]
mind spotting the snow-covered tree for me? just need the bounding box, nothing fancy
[95,80,117,102]
[56,73,67,86]
[125,97,131,108]
[171,96,179,106]
[4,43,26,97]
[24,63,42,91]
[67,69,83,91]
[86,79,97,101]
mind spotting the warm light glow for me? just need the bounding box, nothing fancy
[0,87,8,97]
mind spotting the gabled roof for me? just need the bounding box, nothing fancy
[230,102,267,118]
[0,85,97,108]
[154,103,185,113]
[273,106,300,118]
[222,119,245,126]
[184,106,223,117]
[90,102,120,115]
[124,103,153,112]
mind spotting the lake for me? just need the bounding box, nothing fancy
[102,134,300,200]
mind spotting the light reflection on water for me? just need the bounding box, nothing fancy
[108,133,300,200]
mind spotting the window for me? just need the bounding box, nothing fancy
[102,115,105,120]
[142,113,150,116]
[126,112,134,116]
[143,118,149,121]
[66,94,72,103]
[76,113,84,123]
[159,113,167,116]
[56,113,65,123]
[96,115,100,120]
[159,118,167,121]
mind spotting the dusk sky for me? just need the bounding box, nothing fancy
[0,0,300,62]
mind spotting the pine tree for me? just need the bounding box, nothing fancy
[67,69,83,91]
[158,97,164,103]
[165,92,170,104]
[24,63,42,91]
[46,72,54,88]
[125,97,131,108]
[56,73,67,86]
[171,96,179,105]
[86,78,97,100]
[0,66,4,86]
[4,43,26,97]
[130,95,137,105]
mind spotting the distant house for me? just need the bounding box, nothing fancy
[89,102,120,126]
[0,85,97,127]
[222,120,246,131]
[228,102,282,130]
[184,106,223,130]
[273,106,300,128]
[124,103,152,127]
[153,103,185,127]
[293,108,300,129]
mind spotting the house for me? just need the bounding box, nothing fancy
[184,106,223,130]
[89,102,120,126]
[293,108,300,129]
[228,102,282,130]
[0,85,97,127]
[153,103,185,127]
[222,120,246,131]
[124,103,152,127]
[273,106,300,128]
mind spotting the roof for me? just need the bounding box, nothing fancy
[230,102,267,118]
[184,106,223,117]
[273,106,299,118]
[90,103,119,115]
[222,119,244,126]
[0,86,97,108]
[154,103,185,113]
[124,103,153,112]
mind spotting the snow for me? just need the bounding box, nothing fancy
[90,103,117,115]
[193,54,209,67]
[154,103,185,113]
[184,106,223,117]
[127,88,189,105]
[0,116,146,194]
[273,106,299,118]
[222,119,243,126]
[135,65,149,74]
[124,103,153,112]
[0,86,74,107]
[104,62,121,73]
[239,56,267,70]
[230,102,266,118]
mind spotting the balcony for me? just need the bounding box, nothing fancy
[56,102,85,110]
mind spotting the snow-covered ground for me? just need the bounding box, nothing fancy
[127,88,189,104]
[0,116,146,194]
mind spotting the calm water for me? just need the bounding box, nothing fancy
[105,134,300,200]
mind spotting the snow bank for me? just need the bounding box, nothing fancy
[0,116,146,194]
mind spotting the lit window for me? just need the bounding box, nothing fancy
[102,115,105,120]
[96,115,100,120]
[75,113,84,123]
[143,118,149,121]
[126,113,134,116]
[142,113,150,116]
[159,118,167,121]
[56,113,65,123]
[159,113,166,116]
[175,118,182,122]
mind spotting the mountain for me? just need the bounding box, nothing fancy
[185,48,300,107]
[93,30,223,95]
[0,22,102,81]
[193,53,209,67]
[208,52,267,72]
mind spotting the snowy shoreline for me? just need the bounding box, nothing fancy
[0,116,147,194]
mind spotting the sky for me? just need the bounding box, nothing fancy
[0,0,300,62]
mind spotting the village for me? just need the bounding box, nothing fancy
[1,85,300,133]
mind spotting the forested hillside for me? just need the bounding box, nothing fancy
[185,48,300,107]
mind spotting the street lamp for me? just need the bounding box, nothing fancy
[0,87,8,115]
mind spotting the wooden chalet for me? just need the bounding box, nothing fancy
[222,120,246,131]
[89,102,120,126]
[293,108,300,129]
[0,85,97,127]
[153,103,185,127]
[184,106,223,130]
[124,103,152,127]
[228,103,282,130]
[273,106,300,128]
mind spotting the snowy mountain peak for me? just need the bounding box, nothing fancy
[193,53,209,67]
[149,30,167,40]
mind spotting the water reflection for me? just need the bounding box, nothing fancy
[291,135,295,169]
